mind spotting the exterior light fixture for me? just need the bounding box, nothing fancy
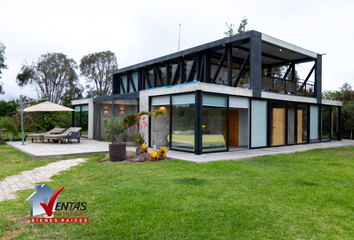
[279,49,282,51]
[202,125,205,131]
[159,106,166,111]
[120,108,124,114]
[223,44,225,46]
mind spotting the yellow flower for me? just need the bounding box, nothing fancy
[149,151,157,158]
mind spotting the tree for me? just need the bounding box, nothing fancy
[0,100,19,116]
[0,41,7,95]
[80,51,118,98]
[16,53,79,104]
[323,82,354,139]
[0,116,18,144]
[224,16,248,38]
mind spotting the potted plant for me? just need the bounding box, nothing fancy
[128,132,146,156]
[104,115,125,161]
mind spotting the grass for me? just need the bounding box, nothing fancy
[1,146,354,239]
[0,145,67,180]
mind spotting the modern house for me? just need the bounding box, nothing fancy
[72,30,342,155]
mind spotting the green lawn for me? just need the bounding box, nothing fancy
[0,145,67,180]
[1,146,354,239]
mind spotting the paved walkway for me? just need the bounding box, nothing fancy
[7,139,109,158]
[0,158,87,201]
[166,140,354,163]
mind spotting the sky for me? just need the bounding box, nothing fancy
[1,0,353,101]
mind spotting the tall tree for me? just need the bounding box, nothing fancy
[224,16,248,38]
[323,82,354,139]
[80,51,118,98]
[16,53,79,104]
[0,41,8,94]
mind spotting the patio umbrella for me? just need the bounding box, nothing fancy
[23,101,74,112]
[20,101,74,145]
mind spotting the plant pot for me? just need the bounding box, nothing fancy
[109,143,126,161]
[136,148,141,156]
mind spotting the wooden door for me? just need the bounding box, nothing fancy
[272,108,285,145]
[297,110,303,143]
[229,110,239,146]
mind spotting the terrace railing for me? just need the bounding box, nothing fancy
[261,75,315,97]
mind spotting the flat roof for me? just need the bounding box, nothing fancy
[115,30,318,74]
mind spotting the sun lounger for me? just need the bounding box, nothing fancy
[26,128,66,142]
[43,127,82,144]
[64,131,81,144]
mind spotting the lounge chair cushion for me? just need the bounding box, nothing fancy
[43,127,82,139]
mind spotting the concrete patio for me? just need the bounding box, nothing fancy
[6,139,354,162]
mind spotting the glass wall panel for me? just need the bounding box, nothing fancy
[131,72,138,92]
[151,103,170,148]
[251,100,267,148]
[170,61,180,85]
[202,94,227,152]
[121,75,128,93]
[287,102,296,145]
[211,50,228,86]
[157,66,167,86]
[171,94,195,152]
[331,107,339,140]
[321,106,331,141]
[310,105,319,142]
[74,105,88,137]
[186,58,197,82]
[297,104,308,143]
[271,101,286,146]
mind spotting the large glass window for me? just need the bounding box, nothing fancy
[157,66,167,86]
[121,74,127,93]
[151,96,170,148]
[297,104,308,143]
[202,94,227,152]
[171,94,195,152]
[131,72,138,92]
[287,102,296,145]
[271,101,286,146]
[251,100,267,148]
[310,105,319,142]
[321,106,331,141]
[74,105,88,137]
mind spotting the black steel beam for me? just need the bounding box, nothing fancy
[198,55,204,81]
[299,63,315,91]
[180,58,184,83]
[233,51,250,87]
[338,106,342,140]
[114,31,253,74]
[204,52,211,83]
[250,31,262,98]
[166,62,170,85]
[282,65,291,80]
[112,74,119,94]
[154,67,164,86]
[227,44,232,86]
[93,92,139,103]
[187,58,196,82]
[143,69,152,89]
[211,47,227,83]
[127,73,136,92]
[195,90,202,155]
[315,55,322,104]
[119,76,126,94]
[172,61,180,85]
